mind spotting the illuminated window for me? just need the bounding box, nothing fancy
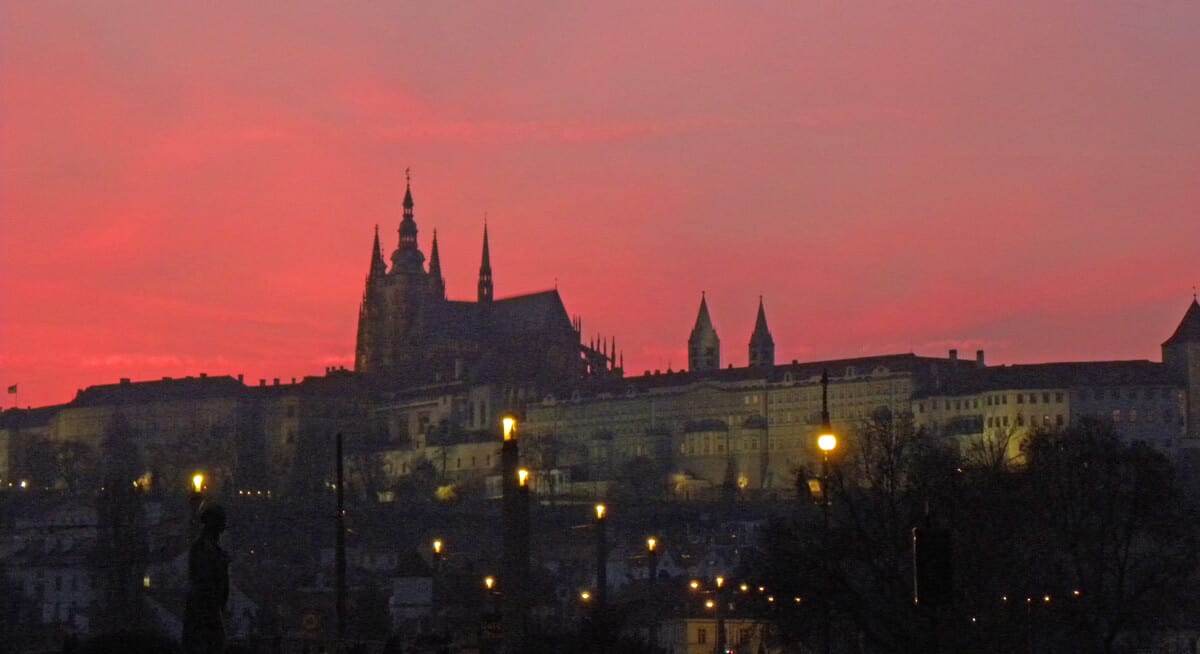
[1113,410,1122,423]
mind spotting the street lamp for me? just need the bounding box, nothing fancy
[595,503,608,611]
[646,536,661,649]
[817,370,836,654]
[500,414,527,652]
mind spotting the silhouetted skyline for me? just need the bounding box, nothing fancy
[3,2,1199,407]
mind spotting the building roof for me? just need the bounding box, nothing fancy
[0,404,65,429]
[1164,298,1200,347]
[71,375,246,407]
[915,360,1171,397]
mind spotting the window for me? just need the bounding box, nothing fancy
[1056,415,1064,426]
[1030,394,1038,405]
[1055,392,1064,403]
[1113,410,1122,423]
[1003,416,1010,426]
[1017,415,1024,427]
[1017,394,1024,404]
[1129,410,1138,423]
[698,628,708,644]
[1042,392,1050,403]
[1002,395,1008,405]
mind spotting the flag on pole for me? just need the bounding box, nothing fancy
[5,384,15,394]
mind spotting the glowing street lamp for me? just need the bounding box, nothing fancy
[518,468,530,487]
[192,473,205,494]
[502,415,517,441]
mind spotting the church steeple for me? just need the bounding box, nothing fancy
[391,169,425,274]
[368,225,386,279]
[749,296,775,368]
[429,229,445,298]
[478,221,493,303]
[688,292,720,372]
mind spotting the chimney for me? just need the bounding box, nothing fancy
[949,349,958,362]
[259,379,266,387]
[120,378,131,385]
[237,374,244,383]
[976,350,985,368]
[273,378,280,386]
[200,373,207,378]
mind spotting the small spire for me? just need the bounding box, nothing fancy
[429,229,445,298]
[478,220,493,303]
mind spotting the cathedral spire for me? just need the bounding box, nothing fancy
[429,229,445,298]
[749,295,775,368]
[368,225,386,278]
[391,169,425,273]
[478,219,493,303]
[688,292,721,372]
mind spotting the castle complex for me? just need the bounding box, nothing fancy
[3,182,1200,502]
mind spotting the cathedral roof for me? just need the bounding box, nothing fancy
[491,290,573,334]
[1163,298,1200,347]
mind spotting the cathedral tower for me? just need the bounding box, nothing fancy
[688,293,720,371]
[478,222,494,303]
[748,296,775,368]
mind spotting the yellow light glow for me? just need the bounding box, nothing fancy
[767,596,775,603]
[580,591,592,601]
[502,416,517,441]
[19,480,28,489]
[1043,595,1051,603]
[433,539,443,555]
[484,576,495,590]
[705,599,715,609]
[594,503,606,520]
[740,583,749,592]
[690,580,700,590]
[143,575,151,588]
[817,433,837,452]
[191,473,205,493]
[646,537,657,552]
[716,576,725,588]
[518,468,530,487]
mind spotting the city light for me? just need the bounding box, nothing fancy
[518,468,530,487]
[818,433,837,452]
[502,416,517,441]
[594,503,606,520]
[191,473,205,493]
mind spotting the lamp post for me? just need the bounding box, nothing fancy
[816,371,836,654]
[594,504,608,612]
[715,576,728,654]
[335,432,347,643]
[432,539,444,642]
[500,415,527,653]
[646,535,660,649]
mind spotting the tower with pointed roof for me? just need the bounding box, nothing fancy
[429,229,445,299]
[478,223,493,303]
[1163,296,1200,440]
[688,293,721,372]
[748,297,775,368]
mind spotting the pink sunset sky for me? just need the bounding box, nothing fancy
[2,2,1198,408]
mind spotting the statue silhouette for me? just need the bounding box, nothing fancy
[183,504,230,654]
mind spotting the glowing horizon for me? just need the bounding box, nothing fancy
[2,2,1198,408]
